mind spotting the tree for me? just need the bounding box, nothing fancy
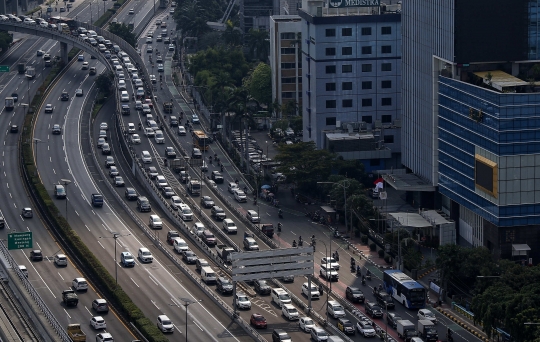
[282,100,299,117]
[0,31,13,53]
[174,0,222,39]
[246,62,271,108]
[222,20,242,47]
[107,23,136,47]
[95,71,114,94]
[245,29,269,62]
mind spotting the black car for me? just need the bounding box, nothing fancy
[216,277,233,294]
[254,280,271,295]
[182,250,198,264]
[11,93,18,102]
[346,286,365,303]
[61,91,69,101]
[30,250,43,261]
[165,146,177,158]
[124,187,138,200]
[167,230,180,244]
[337,318,355,335]
[10,125,18,133]
[200,196,215,208]
[162,186,175,198]
[211,171,224,183]
[366,302,384,318]
[386,312,402,328]
[211,206,226,220]
[281,275,294,283]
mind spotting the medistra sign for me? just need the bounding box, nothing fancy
[328,0,380,8]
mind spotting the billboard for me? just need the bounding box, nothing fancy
[328,0,380,9]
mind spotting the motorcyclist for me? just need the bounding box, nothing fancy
[278,209,283,216]
[277,222,282,232]
[138,122,142,130]
[220,164,224,172]
[298,236,303,244]
[356,265,361,275]
[243,186,248,193]
[292,240,297,247]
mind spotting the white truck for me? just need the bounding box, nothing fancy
[216,244,234,262]
[418,320,438,342]
[25,66,35,79]
[187,179,201,196]
[397,320,418,340]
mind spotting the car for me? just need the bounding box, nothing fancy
[192,148,202,159]
[97,137,106,148]
[90,316,107,330]
[179,171,189,183]
[150,74,156,83]
[216,277,234,294]
[114,176,125,187]
[157,63,164,72]
[142,104,152,114]
[120,91,130,102]
[310,327,329,342]
[155,175,168,189]
[321,256,340,270]
[149,215,163,229]
[192,222,205,236]
[346,286,365,303]
[201,230,216,245]
[327,300,346,318]
[37,49,44,56]
[172,238,189,253]
[30,249,42,261]
[105,156,115,168]
[235,293,251,310]
[182,250,198,264]
[354,319,375,337]
[157,314,174,333]
[75,88,83,97]
[136,87,145,97]
[154,130,165,143]
[21,207,33,218]
[100,122,108,131]
[211,206,226,220]
[96,332,113,342]
[135,101,143,110]
[320,264,339,281]
[227,182,238,194]
[156,34,163,42]
[101,143,111,155]
[11,93,18,102]
[210,171,223,183]
[44,104,53,113]
[127,123,135,133]
[130,134,141,144]
[61,91,69,101]
[72,277,88,291]
[99,130,107,140]
[170,196,183,210]
[92,299,109,312]
[365,301,384,318]
[147,166,158,179]
[77,54,84,61]
[120,251,135,267]
[147,45,153,53]
[233,189,247,202]
[254,280,271,295]
[192,114,200,124]
[164,146,177,158]
[141,151,152,163]
[177,126,187,136]
[144,127,155,137]
[299,316,315,332]
[81,62,89,70]
[168,44,175,51]
[386,312,402,328]
[337,318,355,335]
[129,8,134,14]
[200,196,215,208]
[125,187,138,200]
[108,166,119,177]
[417,308,437,324]
[10,125,18,133]
[167,230,180,244]
[18,265,28,277]
[302,282,320,299]
[162,186,175,198]
[178,204,193,221]
[54,253,68,266]
[52,124,62,134]
[169,8,175,14]
[272,329,292,342]
[250,313,267,329]
[138,247,153,263]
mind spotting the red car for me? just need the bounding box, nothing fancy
[250,313,267,329]
[167,230,180,244]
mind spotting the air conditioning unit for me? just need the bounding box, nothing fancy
[374,120,382,129]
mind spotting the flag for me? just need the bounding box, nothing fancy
[374,177,384,189]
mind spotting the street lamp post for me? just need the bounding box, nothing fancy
[99,232,131,285]
[180,298,202,342]
[317,181,350,235]
[61,179,71,223]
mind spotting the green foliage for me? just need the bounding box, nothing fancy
[378,249,385,258]
[245,29,270,62]
[95,71,114,95]
[93,8,116,27]
[402,243,422,270]
[199,31,224,50]
[369,243,376,251]
[222,20,242,47]
[384,255,392,264]
[246,62,271,107]
[0,31,14,55]
[282,100,299,117]
[108,23,136,47]
[174,0,222,39]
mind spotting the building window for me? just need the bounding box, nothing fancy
[342,28,352,36]
[280,32,295,39]
[326,100,336,108]
[281,63,296,69]
[362,46,372,54]
[362,98,372,107]
[342,47,352,55]
[326,47,336,56]
[381,26,392,35]
[381,80,392,89]
[325,28,336,37]
[371,159,381,166]
[326,83,336,91]
[282,92,295,99]
[281,77,296,84]
[362,115,372,124]
[381,45,392,54]
[342,82,353,90]
[326,117,337,126]
[342,64,352,73]
[342,99,353,107]
[280,48,296,54]
[362,81,372,90]
[382,114,392,123]
[326,65,336,74]
[384,135,394,143]
[381,98,392,106]
[361,27,372,35]
[361,64,372,72]
[381,63,392,71]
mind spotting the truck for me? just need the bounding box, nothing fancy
[43,54,52,67]
[5,97,14,111]
[25,66,35,79]
[373,286,395,309]
[17,63,25,74]
[418,320,438,342]
[397,320,418,340]
[67,323,86,341]
[62,289,79,307]
[256,223,274,238]
[216,244,234,261]
[163,101,173,113]
[170,157,189,173]
[58,23,70,34]
[187,179,201,195]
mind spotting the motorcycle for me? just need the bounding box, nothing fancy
[277,223,282,232]
[356,266,362,277]
[292,240,297,248]
[350,264,356,272]
[333,251,339,261]
[298,239,303,247]
[366,271,372,280]
[361,277,366,286]
[220,165,224,172]
[333,229,340,238]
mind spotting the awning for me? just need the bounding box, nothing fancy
[512,244,531,256]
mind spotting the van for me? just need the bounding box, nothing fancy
[54,184,66,199]
[243,237,259,250]
[271,288,292,308]
[201,266,217,284]
[246,210,260,223]
[227,182,238,194]
[91,193,103,207]
[137,196,151,212]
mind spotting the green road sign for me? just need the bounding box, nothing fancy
[0,65,9,72]
[7,232,33,250]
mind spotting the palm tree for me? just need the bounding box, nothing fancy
[222,20,242,47]
[245,29,269,62]
[177,1,210,38]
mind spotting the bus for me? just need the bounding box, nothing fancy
[382,270,426,309]
[192,130,210,151]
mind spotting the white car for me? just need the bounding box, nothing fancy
[302,282,320,299]
[320,264,339,281]
[54,253,68,266]
[141,151,152,163]
[90,316,106,330]
[356,320,376,337]
[136,87,145,97]
[233,189,247,202]
[222,219,237,234]
[192,114,200,124]
[135,100,143,110]
[138,247,153,263]
[321,256,340,270]
[131,134,141,144]
[100,122,108,131]
[170,196,183,210]
[178,126,186,135]
[168,44,175,51]
[235,293,251,310]
[311,327,329,342]
[127,123,135,133]
[144,127,155,137]
[417,308,437,324]
[142,104,152,114]
[327,300,346,318]
[118,79,127,90]
[154,130,165,143]
[157,315,174,333]
[96,332,113,342]
[172,237,189,253]
[299,316,316,332]
[192,222,205,236]
[178,204,193,221]
[120,91,129,102]
[282,304,299,320]
[149,214,163,229]
[72,277,88,291]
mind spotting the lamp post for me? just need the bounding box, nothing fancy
[99,232,131,285]
[317,181,350,235]
[60,179,71,223]
[180,298,202,342]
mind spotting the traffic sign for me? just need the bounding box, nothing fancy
[7,232,33,250]
[0,65,10,72]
